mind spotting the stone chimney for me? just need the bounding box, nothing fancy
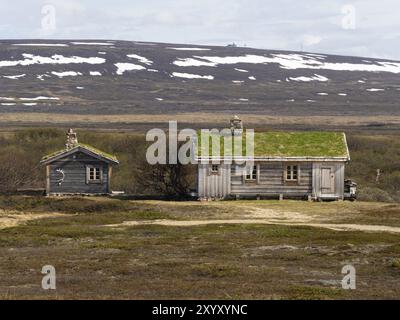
[65,129,78,150]
[230,115,243,136]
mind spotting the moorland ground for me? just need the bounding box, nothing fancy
[0,125,400,299]
[0,196,400,300]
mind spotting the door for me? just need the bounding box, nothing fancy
[321,167,335,195]
[198,164,231,199]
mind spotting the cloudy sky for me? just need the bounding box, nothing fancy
[1,0,400,60]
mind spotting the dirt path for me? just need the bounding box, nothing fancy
[240,206,316,222]
[0,213,65,229]
[2,205,399,234]
[105,219,400,233]
[105,206,400,234]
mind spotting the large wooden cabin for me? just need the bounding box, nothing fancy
[195,117,350,201]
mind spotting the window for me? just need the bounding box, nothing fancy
[211,165,219,174]
[246,165,257,181]
[87,166,102,184]
[286,165,298,181]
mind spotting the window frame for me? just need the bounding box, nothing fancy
[285,164,299,182]
[245,165,257,181]
[210,164,220,175]
[86,165,103,184]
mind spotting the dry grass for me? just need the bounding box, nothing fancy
[2,112,400,127]
[0,197,400,299]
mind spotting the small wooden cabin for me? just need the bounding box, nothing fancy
[195,118,350,201]
[40,129,119,196]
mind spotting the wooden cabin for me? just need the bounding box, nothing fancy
[195,117,350,201]
[40,129,119,196]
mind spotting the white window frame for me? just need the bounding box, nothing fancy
[86,165,103,184]
[286,165,299,181]
[245,165,257,181]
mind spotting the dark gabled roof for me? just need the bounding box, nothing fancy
[196,131,350,160]
[40,143,119,165]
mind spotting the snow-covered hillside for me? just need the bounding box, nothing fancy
[0,39,399,117]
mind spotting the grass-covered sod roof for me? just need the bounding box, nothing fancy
[41,143,118,163]
[196,131,349,158]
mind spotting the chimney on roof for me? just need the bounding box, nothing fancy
[65,129,78,150]
[230,115,243,136]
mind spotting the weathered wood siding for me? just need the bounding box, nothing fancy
[231,162,312,197]
[312,162,345,199]
[198,163,231,198]
[48,152,109,194]
[197,161,346,199]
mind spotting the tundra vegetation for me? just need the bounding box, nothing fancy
[0,128,400,299]
[0,197,400,299]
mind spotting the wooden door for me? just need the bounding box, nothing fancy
[321,167,335,194]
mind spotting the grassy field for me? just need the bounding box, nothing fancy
[0,196,400,300]
[2,113,400,130]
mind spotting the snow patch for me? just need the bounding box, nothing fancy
[168,47,210,51]
[234,68,249,73]
[0,54,105,68]
[52,71,82,78]
[317,93,328,96]
[20,96,59,101]
[13,43,68,47]
[172,72,214,80]
[156,98,164,101]
[174,53,400,74]
[115,63,146,75]
[232,80,244,84]
[173,58,217,67]
[127,54,153,65]
[3,74,26,79]
[22,103,37,106]
[71,42,114,46]
[366,88,385,92]
[90,71,102,76]
[1,103,16,106]
[289,74,328,82]
[37,74,49,81]
[248,76,256,80]
[338,93,347,96]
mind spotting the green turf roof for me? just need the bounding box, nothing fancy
[196,131,349,158]
[41,143,118,163]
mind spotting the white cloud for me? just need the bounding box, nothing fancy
[0,1,400,60]
[303,35,322,46]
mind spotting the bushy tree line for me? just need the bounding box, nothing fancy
[0,128,195,196]
[346,133,400,202]
[0,129,399,201]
